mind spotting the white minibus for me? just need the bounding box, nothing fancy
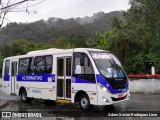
[2,48,130,110]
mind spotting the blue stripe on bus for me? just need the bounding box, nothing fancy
[16,74,55,82]
[96,74,128,94]
[3,74,10,81]
[71,76,95,84]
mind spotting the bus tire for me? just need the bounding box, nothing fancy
[79,94,93,111]
[21,89,31,103]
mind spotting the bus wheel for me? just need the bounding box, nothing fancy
[21,89,31,103]
[79,94,93,111]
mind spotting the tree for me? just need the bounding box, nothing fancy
[0,39,29,57]
[124,0,160,52]
[0,53,4,77]
[101,0,160,73]
[0,52,4,68]
[101,17,131,66]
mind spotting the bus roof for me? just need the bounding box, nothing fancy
[4,48,107,60]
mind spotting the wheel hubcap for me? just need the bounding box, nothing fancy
[81,98,88,108]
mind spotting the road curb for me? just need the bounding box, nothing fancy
[0,100,9,109]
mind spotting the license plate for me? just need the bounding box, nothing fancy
[118,94,124,98]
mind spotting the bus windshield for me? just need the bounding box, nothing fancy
[90,52,126,78]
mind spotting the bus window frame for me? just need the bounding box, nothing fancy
[34,55,53,74]
[18,57,34,75]
[89,51,127,78]
[72,52,96,83]
[4,60,10,75]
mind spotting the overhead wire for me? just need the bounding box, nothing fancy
[0,0,46,27]
[11,0,46,10]
[0,0,46,10]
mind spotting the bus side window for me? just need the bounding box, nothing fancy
[34,55,53,74]
[73,53,95,82]
[4,60,10,75]
[74,57,82,74]
[18,58,33,74]
[84,56,94,74]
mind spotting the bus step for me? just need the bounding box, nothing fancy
[56,99,71,103]
[10,93,17,96]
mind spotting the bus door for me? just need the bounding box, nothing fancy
[11,61,17,94]
[57,56,72,100]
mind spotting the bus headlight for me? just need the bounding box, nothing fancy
[98,84,110,93]
[102,97,109,103]
[102,87,107,92]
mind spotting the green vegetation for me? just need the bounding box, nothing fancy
[0,11,123,43]
[0,0,160,74]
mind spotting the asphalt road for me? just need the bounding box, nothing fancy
[0,87,160,120]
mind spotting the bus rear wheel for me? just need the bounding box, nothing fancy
[21,89,32,103]
[79,94,93,111]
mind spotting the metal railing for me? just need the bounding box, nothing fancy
[128,74,160,79]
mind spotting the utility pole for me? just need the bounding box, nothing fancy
[0,0,46,28]
[0,0,41,28]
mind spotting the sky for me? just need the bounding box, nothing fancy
[4,0,130,26]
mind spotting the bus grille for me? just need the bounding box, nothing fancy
[106,77,127,90]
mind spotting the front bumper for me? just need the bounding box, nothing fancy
[97,90,130,105]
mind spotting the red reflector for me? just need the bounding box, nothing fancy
[118,94,124,98]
